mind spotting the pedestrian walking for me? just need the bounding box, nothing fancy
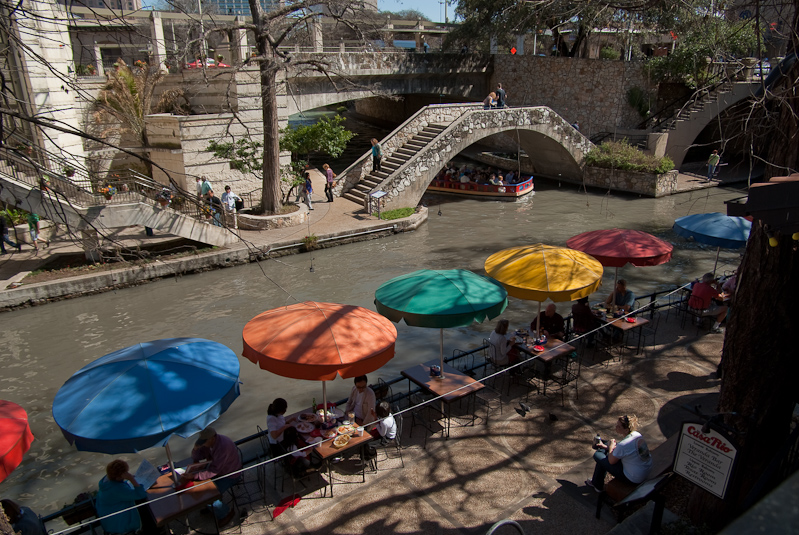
[495,83,507,108]
[323,164,336,202]
[370,138,382,173]
[207,190,223,226]
[422,40,430,53]
[195,176,203,199]
[1,213,22,254]
[707,150,720,181]
[483,92,497,109]
[27,211,48,250]
[571,121,580,131]
[221,185,242,229]
[303,172,314,210]
[201,176,213,200]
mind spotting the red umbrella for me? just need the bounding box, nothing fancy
[242,301,398,409]
[0,400,34,483]
[567,228,673,291]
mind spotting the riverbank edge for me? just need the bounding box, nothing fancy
[0,208,428,311]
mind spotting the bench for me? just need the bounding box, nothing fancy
[595,433,679,522]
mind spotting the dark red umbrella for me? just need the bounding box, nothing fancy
[0,400,34,483]
[567,228,673,290]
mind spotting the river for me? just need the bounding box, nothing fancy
[0,180,745,514]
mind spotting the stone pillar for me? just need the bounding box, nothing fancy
[232,17,248,64]
[415,18,423,50]
[646,132,668,158]
[383,16,393,48]
[516,34,525,55]
[94,42,103,74]
[80,229,101,262]
[490,36,498,54]
[339,39,345,53]
[19,0,88,187]
[150,11,167,68]
[309,16,323,53]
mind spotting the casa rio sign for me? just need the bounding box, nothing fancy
[674,422,738,499]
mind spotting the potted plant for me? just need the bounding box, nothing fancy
[87,64,97,75]
[63,166,75,177]
[98,185,117,200]
[301,234,319,251]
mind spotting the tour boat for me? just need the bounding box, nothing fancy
[426,175,535,199]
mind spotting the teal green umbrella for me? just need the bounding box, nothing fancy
[375,269,508,376]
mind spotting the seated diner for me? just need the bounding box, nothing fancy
[266,398,296,454]
[572,297,599,346]
[488,319,519,366]
[95,459,148,535]
[604,279,635,313]
[345,375,376,426]
[532,304,565,339]
[688,273,728,333]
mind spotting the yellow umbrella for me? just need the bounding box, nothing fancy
[484,244,604,334]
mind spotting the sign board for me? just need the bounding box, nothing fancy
[674,422,738,499]
[369,191,387,199]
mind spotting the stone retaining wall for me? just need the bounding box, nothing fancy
[582,167,678,197]
[491,56,652,136]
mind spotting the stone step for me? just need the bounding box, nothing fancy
[406,141,427,150]
[396,148,418,158]
[341,192,365,204]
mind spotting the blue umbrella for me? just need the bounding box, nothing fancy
[53,338,240,480]
[673,212,752,273]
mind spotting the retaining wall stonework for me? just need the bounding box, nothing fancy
[237,204,308,230]
[583,167,678,197]
[491,56,652,136]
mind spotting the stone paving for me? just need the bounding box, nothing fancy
[159,317,723,535]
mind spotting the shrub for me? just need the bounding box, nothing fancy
[599,47,621,60]
[626,87,651,119]
[374,207,415,220]
[585,140,674,174]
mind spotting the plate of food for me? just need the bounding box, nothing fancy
[307,436,323,444]
[329,407,345,419]
[322,428,338,439]
[332,434,350,448]
[295,421,315,434]
[533,345,546,352]
[624,317,636,323]
[337,425,355,435]
[299,412,316,422]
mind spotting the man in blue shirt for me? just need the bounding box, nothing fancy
[604,279,635,312]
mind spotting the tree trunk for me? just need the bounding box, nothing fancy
[687,4,799,527]
[249,0,282,215]
[259,60,282,214]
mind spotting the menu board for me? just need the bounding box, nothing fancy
[674,422,738,499]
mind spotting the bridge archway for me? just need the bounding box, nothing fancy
[339,105,592,211]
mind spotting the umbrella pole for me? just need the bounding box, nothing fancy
[165,442,180,485]
[713,246,721,276]
[323,382,328,418]
[439,328,445,378]
[536,302,542,336]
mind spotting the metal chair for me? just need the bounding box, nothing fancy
[482,338,512,396]
[631,311,661,355]
[370,404,404,471]
[547,351,581,407]
[408,392,446,449]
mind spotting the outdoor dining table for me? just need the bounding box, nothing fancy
[146,471,221,531]
[401,359,485,438]
[286,409,372,497]
[516,338,576,395]
[593,309,650,354]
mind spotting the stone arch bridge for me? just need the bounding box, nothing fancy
[336,104,593,211]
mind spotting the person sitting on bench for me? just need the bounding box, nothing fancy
[586,414,652,492]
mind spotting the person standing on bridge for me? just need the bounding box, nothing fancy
[707,149,720,181]
[496,83,507,108]
[371,138,382,173]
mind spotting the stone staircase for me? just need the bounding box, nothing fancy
[0,148,237,247]
[341,122,450,206]
[656,80,736,133]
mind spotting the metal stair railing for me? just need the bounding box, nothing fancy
[637,62,744,132]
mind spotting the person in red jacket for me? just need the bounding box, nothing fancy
[688,273,728,333]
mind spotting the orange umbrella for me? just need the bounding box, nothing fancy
[242,301,398,409]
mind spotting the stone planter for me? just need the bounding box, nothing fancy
[583,166,678,197]
[237,203,307,230]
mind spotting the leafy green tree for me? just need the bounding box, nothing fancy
[279,115,355,164]
[644,14,762,87]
